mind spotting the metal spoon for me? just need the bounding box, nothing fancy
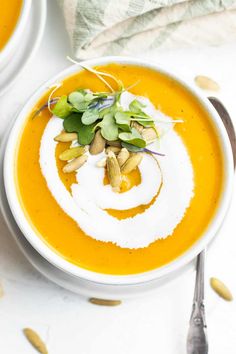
[186,97,236,354]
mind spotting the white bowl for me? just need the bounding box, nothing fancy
[3,56,234,297]
[0,0,32,70]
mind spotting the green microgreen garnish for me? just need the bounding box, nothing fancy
[63,113,95,145]
[52,95,73,118]
[119,128,146,148]
[121,142,144,152]
[51,86,158,149]
[97,113,119,141]
[81,108,100,125]
[67,56,123,92]
[41,61,182,154]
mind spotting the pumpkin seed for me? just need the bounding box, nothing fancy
[117,148,130,167]
[63,154,88,173]
[96,157,107,168]
[142,128,157,144]
[106,140,122,148]
[107,151,122,192]
[121,153,143,174]
[23,328,48,354]
[59,146,86,161]
[89,298,122,306]
[54,132,77,142]
[106,146,121,154]
[194,75,220,91]
[210,277,233,301]
[89,129,106,155]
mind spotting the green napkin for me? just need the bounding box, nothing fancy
[58,0,236,59]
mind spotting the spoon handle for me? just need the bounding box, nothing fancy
[187,251,208,354]
[186,97,236,354]
[208,97,236,167]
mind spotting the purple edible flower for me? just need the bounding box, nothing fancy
[143,148,165,156]
[90,97,114,110]
[33,98,59,118]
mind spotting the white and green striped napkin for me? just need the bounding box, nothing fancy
[58,0,236,59]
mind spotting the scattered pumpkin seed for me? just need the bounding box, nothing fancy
[106,140,122,148]
[54,132,77,142]
[142,128,157,144]
[107,151,122,192]
[63,154,88,173]
[59,146,86,161]
[121,153,143,174]
[23,328,48,354]
[117,148,130,167]
[210,277,233,301]
[89,298,122,306]
[89,129,106,155]
[106,146,121,154]
[194,75,220,91]
[96,157,107,168]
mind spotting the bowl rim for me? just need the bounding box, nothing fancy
[0,0,32,62]
[4,56,234,286]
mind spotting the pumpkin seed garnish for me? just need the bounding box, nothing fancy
[63,154,88,173]
[210,277,233,301]
[23,328,48,354]
[59,146,86,161]
[121,153,143,174]
[106,140,122,148]
[194,75,220,91]
[107,151,122,192]
[89,298,122,306]
[142,127,157,144]
[117,148,130,167]
[106,146,121,154]
[89,129,106,155]
[54,132,77,142]
[38,67,179,191]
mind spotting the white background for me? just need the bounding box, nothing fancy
[0,1,236,353]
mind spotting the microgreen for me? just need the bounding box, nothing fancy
[67,56,123,92]
[129,99,155,128]
[129,99,146,113]
[63,113,95,145]
[98,113,119,141]
[114,111,131,132]
[121,142,144,152]
[68,91,84,105]
[119,128,146,148]
[81,108,100,125]
[52,95,73,118]
[68,91,92,112]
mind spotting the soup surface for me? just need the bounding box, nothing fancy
[16,64,223,275]
[0,0,23,51]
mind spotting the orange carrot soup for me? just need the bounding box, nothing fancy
[16,64,223,275]
[0,0,23,51]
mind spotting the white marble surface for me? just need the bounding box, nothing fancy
[0,1,236,353]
